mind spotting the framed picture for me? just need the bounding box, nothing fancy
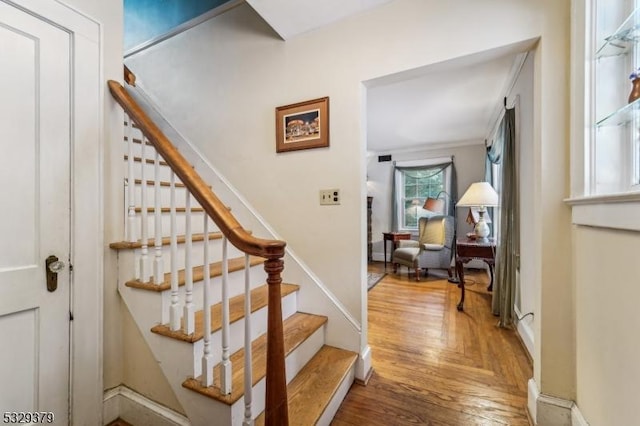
[275,97,329,153]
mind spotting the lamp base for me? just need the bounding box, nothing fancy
[474,209,490,240]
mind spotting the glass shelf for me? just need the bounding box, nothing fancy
[596,96,640,127]
[596,6,640,59]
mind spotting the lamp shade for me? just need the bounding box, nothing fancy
[456,182,499,207]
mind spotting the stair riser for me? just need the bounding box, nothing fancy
[128,184,193,208]
[228,324,325,424]
[127,239,248,276]
[186,291,298,379]
[156,265,271,325]
[126,160,179,183]
[316,366,355,426]
[117,254,267,317]
[176,324,325,426]
[128,211,212,239]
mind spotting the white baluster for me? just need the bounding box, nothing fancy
[220,237,232,395]
[183,191,195,335]
[169,171,180,331]
[126,114,136,243]
[243,253,253,426]
[201,217,214,387]
[139,136,150,283]
[153,150,164,284]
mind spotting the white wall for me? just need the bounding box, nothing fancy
[126,0,574,419]
[367,143,486,262]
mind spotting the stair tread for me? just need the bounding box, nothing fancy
[134,206,205,213]
[110,232,223,250]
[254,346,357,426]
[182,311,328,405]
[152,283,301,343]
[133,178,186,188]
[124,155,169,166]
[125,255,265,292]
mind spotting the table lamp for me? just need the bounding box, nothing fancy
[456,182,498,241]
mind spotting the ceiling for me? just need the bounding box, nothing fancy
[366,43,531,153]
[246,0,395,40]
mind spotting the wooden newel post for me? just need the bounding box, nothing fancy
[264,258,289,426]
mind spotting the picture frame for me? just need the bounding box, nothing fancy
[275,97,329,153]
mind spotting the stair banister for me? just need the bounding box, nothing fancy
[109,79,289,425]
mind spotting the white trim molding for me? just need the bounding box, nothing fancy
[355,344,373,384]
[528,378,589,426]
[103,386,190,426]
[514,305,534,358]
[571,404,590,426]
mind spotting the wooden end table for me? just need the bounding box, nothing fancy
[455,237,496,311]
[382,232,412,268]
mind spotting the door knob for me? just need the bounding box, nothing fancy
[46,255,65,292]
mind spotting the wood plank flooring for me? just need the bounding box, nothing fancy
[332,263,532,425]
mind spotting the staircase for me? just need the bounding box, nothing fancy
[108,78,357,425]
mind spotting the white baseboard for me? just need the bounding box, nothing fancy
[528,378,538,422]
[528,378,588,426]
[514,305,534,358]
[103,386,190,426]
[355,345,372,383]
[571,404,589,426]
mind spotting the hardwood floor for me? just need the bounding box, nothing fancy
[332,262,532,425]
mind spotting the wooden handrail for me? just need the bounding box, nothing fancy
[108,80,286,260]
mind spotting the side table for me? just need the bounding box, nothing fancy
[455,237,496,311]
[382,232,412,269]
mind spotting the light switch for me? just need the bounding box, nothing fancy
[320,189,340,205]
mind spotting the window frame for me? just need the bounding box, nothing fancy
[568,0,640,231]
[394,157,452,232]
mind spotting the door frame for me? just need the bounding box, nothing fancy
[4,0,104,423]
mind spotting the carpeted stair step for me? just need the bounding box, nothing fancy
[182,312,328,405]
[254,345,358,425]
[151,283,300,343]
[124,255,265,291]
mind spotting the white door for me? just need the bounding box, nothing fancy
[0,2,71,422]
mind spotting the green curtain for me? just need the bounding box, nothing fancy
[391,160,457,231]
[491,107,518,326]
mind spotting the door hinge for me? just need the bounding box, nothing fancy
[69,263,74,272]
[69,311,74,321]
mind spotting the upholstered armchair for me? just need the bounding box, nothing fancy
[392,215,455,281]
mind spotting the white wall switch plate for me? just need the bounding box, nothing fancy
[320,189,340,205]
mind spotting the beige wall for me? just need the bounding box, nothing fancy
[125,0,575,418]
[574,226,640,425]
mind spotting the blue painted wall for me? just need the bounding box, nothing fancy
[125,0,231,51]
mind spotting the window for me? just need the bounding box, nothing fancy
[568,0,640,231]
[393,159,452,231]
[587,1,640,194]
